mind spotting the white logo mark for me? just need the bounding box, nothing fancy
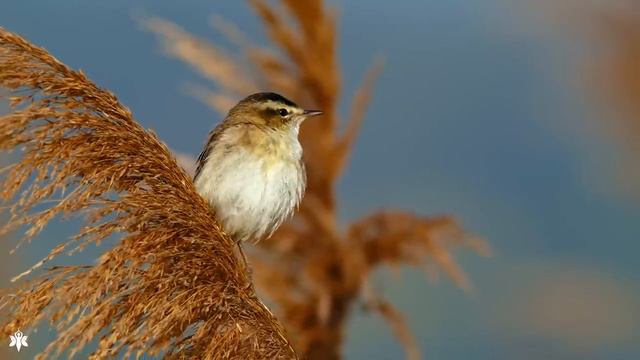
[9,330,28,352]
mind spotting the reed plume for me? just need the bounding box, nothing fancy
[0,27,296,359]
[147,1,489,359]
[541,1,640,194]
[590,7,640,193]
[0,151,14,360]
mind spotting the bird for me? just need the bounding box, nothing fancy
[193,92,322,243]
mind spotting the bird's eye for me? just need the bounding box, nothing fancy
[278,108,289,117]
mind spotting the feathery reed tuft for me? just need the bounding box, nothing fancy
[590,7,640,193]
[542,1,640,194]
[0,27,296,359]
[146,1,490,359]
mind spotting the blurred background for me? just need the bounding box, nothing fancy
[1,0,639,359]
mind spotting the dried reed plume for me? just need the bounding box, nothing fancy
[589,7,640,193]
[542,1,640,194]
[146,1,489,359]
[0,27,296,359]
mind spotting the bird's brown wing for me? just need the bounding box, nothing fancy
[194,121,258,181]
[194,119,237,181]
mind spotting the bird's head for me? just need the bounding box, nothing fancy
[225,92,322,134]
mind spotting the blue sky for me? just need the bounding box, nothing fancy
[1,1,639,359]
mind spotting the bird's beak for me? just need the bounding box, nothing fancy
[303,109,323,118]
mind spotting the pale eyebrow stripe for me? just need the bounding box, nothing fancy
[260,101,301,114]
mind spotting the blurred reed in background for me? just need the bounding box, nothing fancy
[145,1,489,358]
[588,4,640,193]
[541,0,640,194]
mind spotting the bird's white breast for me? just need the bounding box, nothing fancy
[194,128,305,242]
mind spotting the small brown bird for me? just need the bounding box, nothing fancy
[194,92,322,242]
